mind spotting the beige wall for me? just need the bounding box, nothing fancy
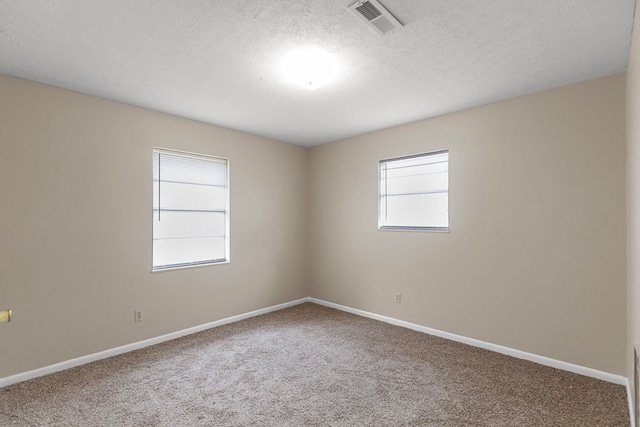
[0,75,309,378]
[309,74,627,375]
[628,0,640,414]
[0,70,628,380]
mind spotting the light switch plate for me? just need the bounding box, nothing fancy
[0,309,12,323]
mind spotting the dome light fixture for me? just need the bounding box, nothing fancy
[283,47,338,91]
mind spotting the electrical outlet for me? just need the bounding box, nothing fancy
[134,310,143,322]
[394,293,401,303]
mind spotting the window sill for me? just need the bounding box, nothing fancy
[378,226,450,233]
[151,260,230,273]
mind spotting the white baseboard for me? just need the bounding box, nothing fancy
[0,298,308,388]
[628,379,636,427]
[308,297,627,386]
[1,296,628,392]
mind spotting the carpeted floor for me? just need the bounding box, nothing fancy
[0,303,630,426]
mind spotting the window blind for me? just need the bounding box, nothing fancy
[152,149,229,270]
[379,150,449,230]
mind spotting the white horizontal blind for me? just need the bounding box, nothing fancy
[152,149,229,270]
[379,150,449,230]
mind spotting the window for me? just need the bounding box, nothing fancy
[152,148,229,270]
[378,150,449,231]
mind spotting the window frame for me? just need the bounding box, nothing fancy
[378,149,449,232]
[152,147,230,272]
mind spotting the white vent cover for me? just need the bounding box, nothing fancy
[348,0,403,36]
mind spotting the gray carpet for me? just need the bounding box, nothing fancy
[0,303,630,426]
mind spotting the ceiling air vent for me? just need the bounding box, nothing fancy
[348,0,403,36]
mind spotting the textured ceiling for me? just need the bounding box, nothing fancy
[0,0,635,147]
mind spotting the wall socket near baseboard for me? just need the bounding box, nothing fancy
[394,293,401,303]
[134,310,143,322]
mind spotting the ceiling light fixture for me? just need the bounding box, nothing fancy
[283,48,338,91]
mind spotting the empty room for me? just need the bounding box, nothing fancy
[2,0,640,425]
